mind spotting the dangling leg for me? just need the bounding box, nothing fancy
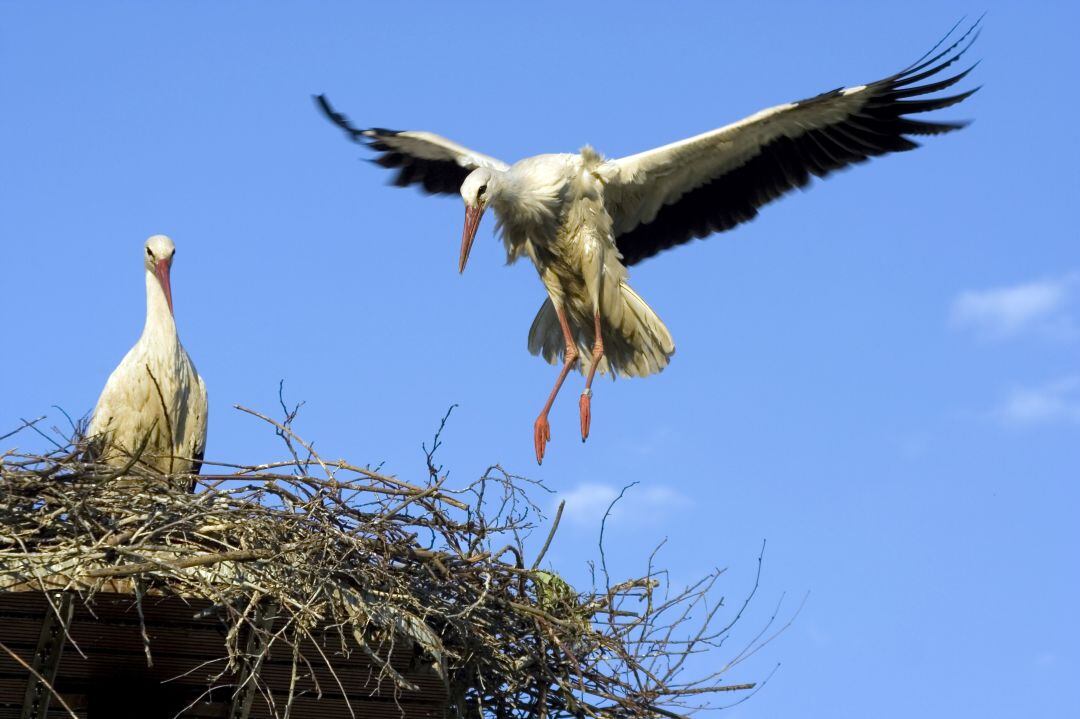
[534,302,579,465]
[579,311,604,442]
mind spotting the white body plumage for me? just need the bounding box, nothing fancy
[87,235,208,477]
[473,151,675,379]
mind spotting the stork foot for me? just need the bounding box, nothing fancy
[533,415,551,465]
[579,390,592,442]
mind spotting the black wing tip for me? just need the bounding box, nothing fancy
[896,17,984,83]
[315,99,467,195]
[313,92,337,120]
[313,92,363,139]
[881,28,982,123]
[617,18,985,266]
[917,117,973,134]
[368,126,402,137]
[902,86,981,113]
[313,94,398,146]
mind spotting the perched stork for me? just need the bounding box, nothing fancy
[87,235,208,487]
[318,23,979,464]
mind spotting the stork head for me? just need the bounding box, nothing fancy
[144,234,176,315]
[458,168,494,274]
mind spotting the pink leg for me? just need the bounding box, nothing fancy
[534,304,579,465]
[579,312,605,442]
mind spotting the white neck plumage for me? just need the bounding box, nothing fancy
[143,268,177,340]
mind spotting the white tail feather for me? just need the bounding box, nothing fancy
[527,284,675,378]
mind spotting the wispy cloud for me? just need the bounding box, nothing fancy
[950,273,1077,340]
[995,375,1080,426]
[558,482,688,528]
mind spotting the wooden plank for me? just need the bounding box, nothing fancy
[0,592,448,716]
[3,594,428,670]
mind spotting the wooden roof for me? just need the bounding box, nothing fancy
[0,591,448,719]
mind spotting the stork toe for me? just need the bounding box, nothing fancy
[533,415,551,465]
[579,391,592,442]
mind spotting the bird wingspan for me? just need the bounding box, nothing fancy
[601,20,981,266]
[315,95,509,195]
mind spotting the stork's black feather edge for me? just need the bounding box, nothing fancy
[315,94,471,195]
[614,19,982,266]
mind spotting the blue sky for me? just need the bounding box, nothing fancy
[2,2,1077,717]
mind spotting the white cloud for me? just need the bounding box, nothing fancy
[558,482,688,528]
[996,376,1080,426]
[950,273,1077,340]
[559,483,618,525]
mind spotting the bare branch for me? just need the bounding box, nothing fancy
[0,404,777,719]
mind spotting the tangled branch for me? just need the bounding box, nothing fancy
[0,406,778,718]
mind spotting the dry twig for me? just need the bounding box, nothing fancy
[0,405,778,718]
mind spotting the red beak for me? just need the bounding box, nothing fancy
[155,259,174,315]
[459,204,484,274]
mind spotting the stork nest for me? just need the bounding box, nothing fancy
[0,406,781,719]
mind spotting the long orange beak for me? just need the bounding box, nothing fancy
[459,204,484,274]
[155,259,174,315]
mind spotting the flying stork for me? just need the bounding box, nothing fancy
[86,235,208,487]
[317,23,979,464]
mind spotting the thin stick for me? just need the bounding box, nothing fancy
[0,640,79,719]
[146,364,174,473]
[531,499,565,570]
[85,547,274,578]
[0,415,46,443]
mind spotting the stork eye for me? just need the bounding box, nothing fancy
[146,247,153,257]
[478,184,487,198]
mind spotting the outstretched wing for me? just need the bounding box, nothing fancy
[601,21,981,266]
[315,95,509,195]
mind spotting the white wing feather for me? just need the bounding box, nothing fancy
[599,93,868,235]
[362,129,509,171]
